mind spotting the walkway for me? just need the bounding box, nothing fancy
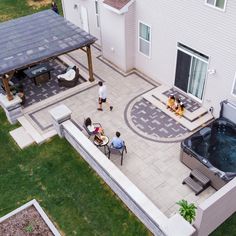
[19,46,215,217]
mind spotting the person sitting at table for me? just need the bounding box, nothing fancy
[57,66,76,81]
[166,94,175,111]
[111,131,124,149]
[84,117,103,135]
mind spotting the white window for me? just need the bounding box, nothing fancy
[206,0,226,10]
[95,0,100,28]
[231,73,236,97]
[138,22,151,57]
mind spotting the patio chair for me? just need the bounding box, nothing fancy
[83,119,102,139]
[107,142,127,165]
[58,68,79,88]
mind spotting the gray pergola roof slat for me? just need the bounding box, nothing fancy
[0,10,97,75]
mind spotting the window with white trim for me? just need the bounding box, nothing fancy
[206,0,226,10]
[138,22,151,57]
[232,73,236,96]
[95,0,100,28]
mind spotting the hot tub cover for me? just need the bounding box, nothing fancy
[0,10,97,75]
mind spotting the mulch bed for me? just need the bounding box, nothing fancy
[0,206,53,235]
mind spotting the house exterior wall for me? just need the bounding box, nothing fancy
[61,0,101,45]
[134,0,236,116]
[124,3,135,72]
[99,6,127,70]
[62,0,236,115]
[194,178,236,236]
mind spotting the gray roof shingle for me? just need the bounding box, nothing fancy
[0,10,97,75]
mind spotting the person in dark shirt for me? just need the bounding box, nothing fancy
[51,1,59,14]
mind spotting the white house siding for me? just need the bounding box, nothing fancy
[124,3,135,72]
[62,0,101,45]
[100,7,127,71]
[134,0,236,115]
[63,0,236,115]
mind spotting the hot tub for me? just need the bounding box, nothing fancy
[180,100,236,190]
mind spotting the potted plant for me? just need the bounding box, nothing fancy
[176,199,197,224]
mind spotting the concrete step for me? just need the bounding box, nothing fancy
[17,116,44,144]
[145,85,208,121]
[142,93,213,131]
[10,127,34,149]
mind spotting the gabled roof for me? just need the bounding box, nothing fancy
[0,10,97,75]
[103,0,134,14]
[103,0,131,10]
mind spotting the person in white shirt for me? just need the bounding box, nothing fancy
[57,66,76,81]
[97,81,113,111]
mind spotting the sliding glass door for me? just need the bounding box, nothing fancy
[188,57,207,100]
[175,44,208,101]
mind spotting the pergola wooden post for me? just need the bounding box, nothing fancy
[86,45,95,82]
[2,72,14,101]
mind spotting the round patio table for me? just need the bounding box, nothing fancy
[93,135,109,154]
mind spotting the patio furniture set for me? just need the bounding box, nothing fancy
[0,61,80,106]
[83,121,127,165]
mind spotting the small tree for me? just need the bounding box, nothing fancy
[176,199,197,224]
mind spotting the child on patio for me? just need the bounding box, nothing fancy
[175,103,185,117]
[166,95,175,111]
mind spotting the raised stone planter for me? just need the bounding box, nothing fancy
[0,199,61,236]
[0,94,22,124]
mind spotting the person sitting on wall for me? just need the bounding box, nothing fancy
[111,131,125,149]
[84,117,103,135]
[175,102,185,117]
[57,66,76,81]
[166,94,175,111]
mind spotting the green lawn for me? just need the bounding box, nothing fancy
[210,212,236,236]
[0,110,150,235]
[0,0,63,22]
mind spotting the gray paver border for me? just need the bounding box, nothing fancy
[96,55,158,87]
[28,83,98,131]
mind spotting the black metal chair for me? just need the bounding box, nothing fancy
[107,142,127,165]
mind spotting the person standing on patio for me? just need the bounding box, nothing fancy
[51,1,59,14]
[97,81,113,111]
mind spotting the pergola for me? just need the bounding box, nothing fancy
[0,10,97,101]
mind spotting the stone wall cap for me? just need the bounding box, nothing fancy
[49,104,72,121]
[162,214,196,236]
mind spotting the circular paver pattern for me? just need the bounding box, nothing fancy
[125,96,192,143]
